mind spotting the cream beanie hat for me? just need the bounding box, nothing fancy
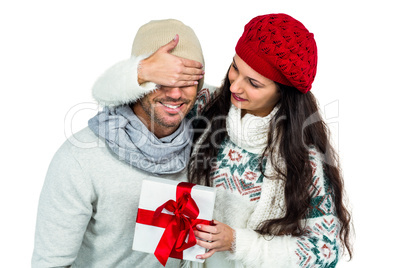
[131,19,204,90]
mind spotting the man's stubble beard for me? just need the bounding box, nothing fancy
[139,96,190,129]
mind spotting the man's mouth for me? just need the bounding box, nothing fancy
[159,102,187,114]
[161,103,183,109]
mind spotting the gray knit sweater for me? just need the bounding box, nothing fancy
[32,127,186,267]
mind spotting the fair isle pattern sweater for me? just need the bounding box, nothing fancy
[209,139,340,267]
[210,105,281,202]
[210,138,265,202]
[194,105,341,268]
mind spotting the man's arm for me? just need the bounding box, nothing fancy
[32,142,94,268]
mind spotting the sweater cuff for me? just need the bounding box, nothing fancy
[227,228,260,265]
[129,54,159,99]
[228,228,294,267]
[92,54,158,106]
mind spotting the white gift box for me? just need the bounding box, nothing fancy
[132,177,216,265]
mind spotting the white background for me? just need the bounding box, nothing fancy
[1,0,401,266]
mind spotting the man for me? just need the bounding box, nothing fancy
[32,19,205,268]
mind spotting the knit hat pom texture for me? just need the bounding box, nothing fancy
[236,13,317,93]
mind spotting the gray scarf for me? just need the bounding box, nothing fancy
[88,105,193,175]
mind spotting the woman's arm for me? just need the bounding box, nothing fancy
[92,36,204,106]
[230,203,340,267]
[195,149,342,267]
[92,54,155,106]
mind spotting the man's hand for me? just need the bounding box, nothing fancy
[138,34,204,87]
[194,220,235,259]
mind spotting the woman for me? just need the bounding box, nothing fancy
[93,14,352,267]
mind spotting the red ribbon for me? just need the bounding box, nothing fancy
[136,182,212,266]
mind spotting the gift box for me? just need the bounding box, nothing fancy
[132,177,216,266]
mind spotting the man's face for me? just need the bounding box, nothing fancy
[133,85,197,135]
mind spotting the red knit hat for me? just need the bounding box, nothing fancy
[235,13,317,93]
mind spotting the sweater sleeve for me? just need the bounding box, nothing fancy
[91,55,220,109]
[228,149,341,267]
[32,142,95,268]
[91,54,158,106]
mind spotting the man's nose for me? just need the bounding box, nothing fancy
[164,87,183,100]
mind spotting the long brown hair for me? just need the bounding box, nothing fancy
[188,70,353,258]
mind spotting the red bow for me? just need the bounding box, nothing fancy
[136,182,211,266]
